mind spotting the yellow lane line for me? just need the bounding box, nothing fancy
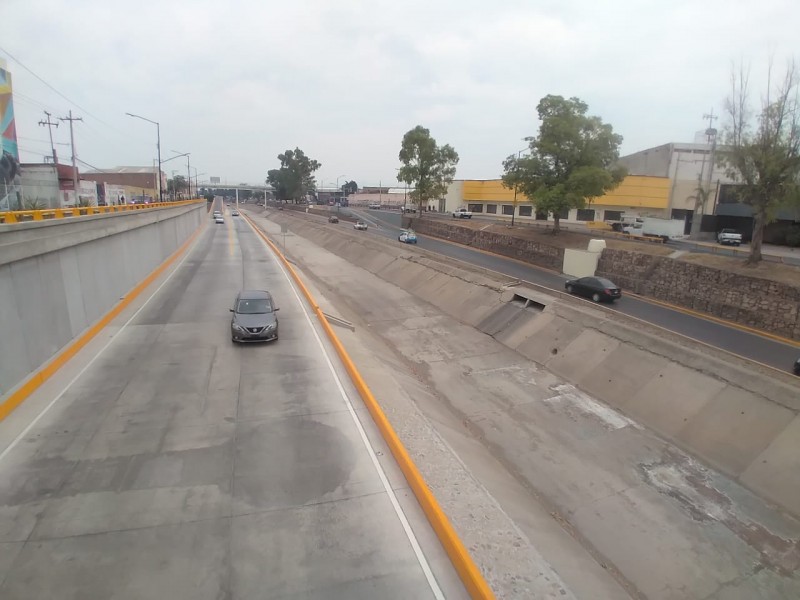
[0,223,206,422]
[243,213,495,600]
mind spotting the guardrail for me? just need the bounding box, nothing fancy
[0,199,205,225]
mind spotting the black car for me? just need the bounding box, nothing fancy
[565,276,622,303]
[230,290,279,343]
[328,215,339,223]
[794,357,800,376]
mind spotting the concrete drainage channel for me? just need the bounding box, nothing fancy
[248,207,800,599]
[255,207,800,513]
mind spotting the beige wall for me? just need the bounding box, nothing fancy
[563,249,600,278]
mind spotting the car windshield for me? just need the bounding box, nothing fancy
[236,298,272,314]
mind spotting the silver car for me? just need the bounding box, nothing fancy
[230,290,279,342]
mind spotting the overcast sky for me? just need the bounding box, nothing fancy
[3,0,798,188]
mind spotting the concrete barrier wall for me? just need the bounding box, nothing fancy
[262,209,800,518]
[0,203,204,398]
[562,248,600,278]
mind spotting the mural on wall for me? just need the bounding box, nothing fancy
[1,60,21,210]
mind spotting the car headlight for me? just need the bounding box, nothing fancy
[265,323,275,330]
[232,323,245,332]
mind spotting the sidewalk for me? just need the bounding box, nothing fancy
[673,239,800,266]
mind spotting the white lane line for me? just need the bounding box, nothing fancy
[0,228,207,464]
[247,217,445,600]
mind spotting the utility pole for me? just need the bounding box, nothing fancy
[60,110,83,206]
[689,110,718,240]
[186,155,192,198]
[38,111,59,164]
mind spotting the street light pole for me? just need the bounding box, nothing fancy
[510,147,528,227]
[126,112,163,202]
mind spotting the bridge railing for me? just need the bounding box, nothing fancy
[0,199,205,225]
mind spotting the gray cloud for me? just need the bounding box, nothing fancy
[3,0,798,186]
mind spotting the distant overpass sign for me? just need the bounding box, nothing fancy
[210,176,220,184]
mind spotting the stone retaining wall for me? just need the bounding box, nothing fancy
[412,219,564,271]
[597,249,800,340]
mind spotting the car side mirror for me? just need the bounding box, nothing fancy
[229,308,234,312]
[274,308,280,312]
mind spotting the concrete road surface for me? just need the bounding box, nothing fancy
[0,204,466,599]
[347,208,800,372]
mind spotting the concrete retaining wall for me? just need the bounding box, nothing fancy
[262,209,800,518]
[0,203,204,397]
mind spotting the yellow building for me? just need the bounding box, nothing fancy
[441,176,670,223]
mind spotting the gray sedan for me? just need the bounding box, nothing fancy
[230,290,280,342]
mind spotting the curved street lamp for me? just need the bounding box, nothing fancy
[125,112,163,202]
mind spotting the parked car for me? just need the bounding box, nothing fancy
[564,276,622,303]
[368,203,381,209]
[353,220,368,230]
[230,290,279,343]
[794,357,800,376]
[328,215,339,223]
[452,207,473,219]
[214,216,224,224]
[398,230,417,244]
[717,229,743,246]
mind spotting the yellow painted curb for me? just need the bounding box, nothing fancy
[244,214,496,600]
[0,222,205,422]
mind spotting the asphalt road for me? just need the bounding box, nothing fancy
[0,202,464,600]
[346,207,800,373]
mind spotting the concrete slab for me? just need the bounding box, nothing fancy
[0,542,24,588]
[626,362,725,437]
[2,520,230,600]
[571,484,758,600]
[230,494,434,600]
[545,328,620,382]
[677,386,794,475]
[232,411,386,515]
[577,342,669,411]
[515,314,584,366]
[740,415,800,512]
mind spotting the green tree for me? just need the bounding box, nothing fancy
[342,180,358,196]
[504,95,626,233]
[718,61,800,264]
[169,175,188,198]
[266,148,321,203]
[397,125,459,215]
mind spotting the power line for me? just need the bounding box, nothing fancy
[0,45,100,122]
[0,45,150,144]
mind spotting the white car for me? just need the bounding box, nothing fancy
[398,230,417,244]
[353,220,368,230]
[215,216,224,224]
[452,208,473,219]
[232,210,240,216]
